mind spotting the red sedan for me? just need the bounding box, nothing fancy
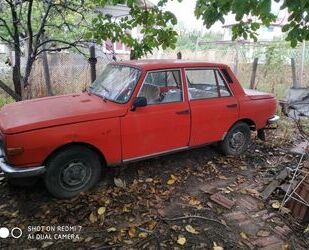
[0,60,279,198]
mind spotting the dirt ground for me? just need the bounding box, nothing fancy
[0,119,308,250]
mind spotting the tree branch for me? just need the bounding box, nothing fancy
[27,0,33,56]
[33,1,52,52]
[0,17,14,39]
[0,79,21,101]
[0,34,13,45]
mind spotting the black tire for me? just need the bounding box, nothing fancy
[219,122,251,156]
[8,177,39,187]
[44,145,102,199]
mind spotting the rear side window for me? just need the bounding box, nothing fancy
[186,69,219,99]
[185,69,231,100]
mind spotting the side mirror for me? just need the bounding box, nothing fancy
[131,97,147,111]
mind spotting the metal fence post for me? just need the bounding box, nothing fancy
[291,58,299,88]
[89,44,97,83]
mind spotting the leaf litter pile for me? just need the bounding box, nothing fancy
[0,119,308,249]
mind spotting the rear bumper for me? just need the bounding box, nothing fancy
[267,115,280,125]
[0,148,45,178]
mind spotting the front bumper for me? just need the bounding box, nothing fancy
[0,147,45,178]
[267,115,280,125]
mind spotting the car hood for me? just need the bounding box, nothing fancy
[0,93,127,134]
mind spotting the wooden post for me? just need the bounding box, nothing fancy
[250,58,258,89]
[291,58,299,88]
[177,51,182,59]
[41,36,53,96]
[89,44,97,83]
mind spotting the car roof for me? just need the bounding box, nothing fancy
[113,59,227,71]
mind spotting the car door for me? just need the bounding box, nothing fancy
[186,68,239,146]
[121,69,191,161]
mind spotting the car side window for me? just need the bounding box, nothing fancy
[138,70,183,104]
[216,70,232,97]
[186,69,219,100]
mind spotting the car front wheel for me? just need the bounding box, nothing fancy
[44,145,102,199]
[219,122,251,156]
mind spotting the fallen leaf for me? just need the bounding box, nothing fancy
[271,201,281,209]
[240,166,247,170]
[177,235,186,245]
[123,205,130,213]
[185,225,199,234]
[246,188,259,195]
[188,197,201,206]
[128,227,136,238]
[97,207,106,215]
[170,174,177,180]
[148,221,157,231]
[240,232,249,240]
[171,225,181,231]
[258,202,265,210]
[213,242,223,250]
[257,230,270,237]
[167,179,175,185]
[89,212,97,223]
[138,232,148,238]
[107,227,117,233]
[114,177,126,188]
[84,237,93,242]
[42,242,54,248]
[145,178,153,183]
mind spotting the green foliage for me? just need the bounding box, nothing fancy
[194,0,309,47]
[89,0,179,58]
[0,0,179,59]
[176,29,222,50]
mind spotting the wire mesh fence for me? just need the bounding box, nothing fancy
[0,45,122,106]
[0,41,309,107]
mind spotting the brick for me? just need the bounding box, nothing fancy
[236,196,260,211]
[274,225,292,238]
[224,211,247,221]
[210,192,235,209]
[251,235,282,248]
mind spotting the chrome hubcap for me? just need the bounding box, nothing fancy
[230,131,245,151]
[62,162,87,187]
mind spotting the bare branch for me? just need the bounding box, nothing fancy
[0,17,14,39]
[27,0,33,55]
[0,34,13,44]
[0,79,21,101]
[33,1,52,51]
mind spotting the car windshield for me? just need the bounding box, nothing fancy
[89,64,141,103]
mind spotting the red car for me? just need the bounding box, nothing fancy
[0,60,279,198]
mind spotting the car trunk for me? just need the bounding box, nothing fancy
[244,89,275,100]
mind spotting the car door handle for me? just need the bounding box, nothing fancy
[226,103,238,108]
[176,109,190,115]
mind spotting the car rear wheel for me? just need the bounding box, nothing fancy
[44,145,102,199]
[219,122,251,156]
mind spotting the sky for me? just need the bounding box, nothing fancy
[149,0,285,33]
[150,0,205,31]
